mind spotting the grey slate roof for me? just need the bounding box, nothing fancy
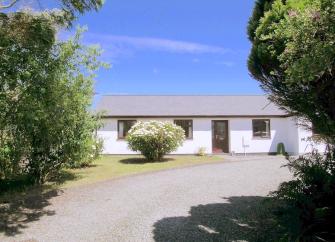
[96,95,288,117]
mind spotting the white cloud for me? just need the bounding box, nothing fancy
[192,58,200,63]
[85,33,230,56]
[215,61,235,67]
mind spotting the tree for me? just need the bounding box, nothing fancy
[247,0,274,41]
[0,11,108,183]
[0,11,59,181]
[248,0,335,142]
[0,0,103,23]
[248,0,335,240]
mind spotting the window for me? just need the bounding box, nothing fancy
[252,119,271,138]
[118,120,136,139]
[174,120,193,139]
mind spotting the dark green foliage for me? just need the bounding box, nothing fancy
[0,11,106,184]
[0,11,58,181]
[248,0,335,240]
[247,0,274,41]
[60,0,103,15]
[273,150,335,241]
[247,0,335,142]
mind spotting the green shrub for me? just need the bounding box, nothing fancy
[126,121,185,161]
[272,150,335,241]
[66,136,104,168]
[276,142,286,155]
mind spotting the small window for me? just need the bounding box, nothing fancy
[118,120,136,139]
[252,119,271,138]
[174,120,193,139]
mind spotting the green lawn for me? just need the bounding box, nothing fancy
[0,155,224,202]
[60,155,224,188]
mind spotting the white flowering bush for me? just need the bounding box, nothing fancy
[126,121,185,161]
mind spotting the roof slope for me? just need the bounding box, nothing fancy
[96,95,287,117]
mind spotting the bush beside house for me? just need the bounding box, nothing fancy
[126,121,185,161]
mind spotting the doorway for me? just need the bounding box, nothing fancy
[212,120,229,153]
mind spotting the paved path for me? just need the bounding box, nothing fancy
[1,157,292,242]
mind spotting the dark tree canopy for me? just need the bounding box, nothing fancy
[59,0,103,21]
[248,2,335,241]
[247,0,274,41]
[247,0,335,143]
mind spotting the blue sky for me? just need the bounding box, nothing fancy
[20,0,262,96]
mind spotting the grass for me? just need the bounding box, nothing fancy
[0,155,224,202]
[0,154,224,210]
[60,155,224,188]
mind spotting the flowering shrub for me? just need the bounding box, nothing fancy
[126,121,185,161]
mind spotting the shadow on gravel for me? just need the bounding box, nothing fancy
[0,187,62,236]
[153,196,295,242]
[119,158,172,164]
[0,170,79,237]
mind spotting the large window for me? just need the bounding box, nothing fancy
[252,119,271,138]
[118,120,136,139]
[174,120,193,139]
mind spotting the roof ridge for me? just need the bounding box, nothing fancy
[96,95,287,116]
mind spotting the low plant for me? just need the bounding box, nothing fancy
[126,121,185,161]
[272,149,335,241]
[197,147,207,156]
[276,142,286,156]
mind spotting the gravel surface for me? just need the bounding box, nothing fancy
[0,156,292,242]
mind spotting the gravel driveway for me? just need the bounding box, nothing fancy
[0,156,292,242]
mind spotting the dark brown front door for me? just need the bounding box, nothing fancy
[212,120,229,153]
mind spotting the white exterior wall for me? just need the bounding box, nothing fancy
[229,118,291,154]
[98,118,213,155]
[97,117,324,155]
[297,125,327,154]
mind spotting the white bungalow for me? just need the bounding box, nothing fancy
[96,95,326,155]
